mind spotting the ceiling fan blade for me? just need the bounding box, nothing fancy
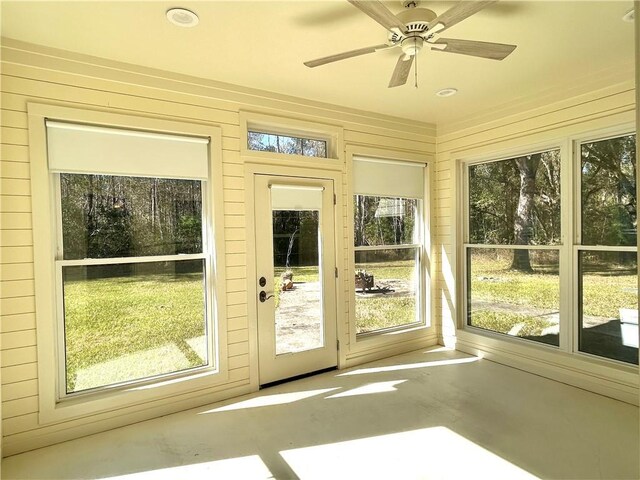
[304,44,392,68]
[431,38,516,60]
[348,0,406,35]
[427,1,498,34]
[388,54,414,88]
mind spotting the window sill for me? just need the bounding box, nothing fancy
[348,323,437,360]
[40,365,229,425]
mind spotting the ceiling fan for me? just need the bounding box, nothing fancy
[304,0,517,88]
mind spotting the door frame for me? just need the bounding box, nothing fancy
[245,163,346,388]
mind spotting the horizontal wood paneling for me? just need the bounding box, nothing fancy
[1,313,37,333]
[1,379,38,402]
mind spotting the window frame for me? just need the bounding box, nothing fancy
[346,145,434,351]
[353,195,425,337]
[28,103,229,424]
[240,111,343,170]
[53,173,213,398]
[458,125,638,371]
[461,146,565,350]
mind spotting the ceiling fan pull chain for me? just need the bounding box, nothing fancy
[414,37,418,88]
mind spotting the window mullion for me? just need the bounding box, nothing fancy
[56,253,207,267]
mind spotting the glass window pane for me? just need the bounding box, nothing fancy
[467,248,560,347]
[272,210,323,354]
[61,174,202,259]
[63,259,207,393]
[355,248,419,334]
[248,131,277,152]
[354,195,418,247]
[302,139,327,158]
[276,135,302,155]
[581,134,636,246]
[248,131,328,158]
[579,250,638,364]
[468,149,561,245]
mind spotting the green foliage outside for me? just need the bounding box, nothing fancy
[581,135,636,246]
[353,196,417,247]
[60,174,202,260]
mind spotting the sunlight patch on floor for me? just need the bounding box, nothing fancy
[326,380,407,398]
[102,455,274,479]
[280,426,537,480]
[338,356,480,376]
[200,388,340,413]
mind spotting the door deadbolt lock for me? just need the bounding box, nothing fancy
[259,276,267,287]
[259,290,274,303]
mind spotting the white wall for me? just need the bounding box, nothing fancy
[0,38,436,456]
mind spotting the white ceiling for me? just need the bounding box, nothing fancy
[1,1,636,127]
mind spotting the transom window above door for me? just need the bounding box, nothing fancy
[248,130,327,158]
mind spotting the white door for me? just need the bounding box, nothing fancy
[254,174,338,385]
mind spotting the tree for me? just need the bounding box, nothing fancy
[581,135,636,246]
[511,154,541,271]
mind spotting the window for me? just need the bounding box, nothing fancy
[577,134,637,364]
[465,148,561,347]
[463,133,639,366]
[248,131,327,158]
[59,174,208,393]
[46,121,215,396]
[352,157,426,335]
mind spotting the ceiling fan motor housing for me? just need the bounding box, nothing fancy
[389,7,437,43]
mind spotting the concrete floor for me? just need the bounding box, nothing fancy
[3,347,638,479]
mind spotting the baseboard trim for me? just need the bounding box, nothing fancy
[456,334,638,405]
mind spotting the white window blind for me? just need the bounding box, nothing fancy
[353,156,425,198]
[46,121,210,180]
[270,184,323,210]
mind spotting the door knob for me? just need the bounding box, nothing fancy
[259,291,274,303]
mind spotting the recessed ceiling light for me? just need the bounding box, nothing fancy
[622,8,634,23]
[436,88,458,98]
[166,8,199,27]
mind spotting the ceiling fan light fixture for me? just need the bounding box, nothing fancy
[436,88,458,97]
[166,8,199,27]
[401,36,423,56]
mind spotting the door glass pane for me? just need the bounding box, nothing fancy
[62,259,207,393]
[467,248,560,347]
[579,250,638,364]
[354,248,419,334]
[61,174,202,259]
[581,134,636,246]
[272,209,323,355]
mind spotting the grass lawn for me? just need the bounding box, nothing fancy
[63,255,636,392]
[64,272,206,392]
[354,260,417,334]
[469,252,637,338]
